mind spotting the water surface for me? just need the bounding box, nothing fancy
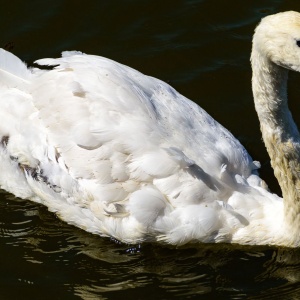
[1,1,300,299]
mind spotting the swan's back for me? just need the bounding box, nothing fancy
[34,51,254,180]
[0,49,281,245]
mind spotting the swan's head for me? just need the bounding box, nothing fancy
[252,11,300,71]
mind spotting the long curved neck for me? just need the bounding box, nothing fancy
[251,47,300,234]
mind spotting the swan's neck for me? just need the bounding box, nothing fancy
[251,47,300,237]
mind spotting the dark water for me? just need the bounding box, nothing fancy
[1,1,300,299]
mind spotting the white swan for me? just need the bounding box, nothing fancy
[0,11,299,247]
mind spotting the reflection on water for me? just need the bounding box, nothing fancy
[1,0,300,299]
[2,196,300,299]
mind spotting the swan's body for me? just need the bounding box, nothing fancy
[1,11,300,246]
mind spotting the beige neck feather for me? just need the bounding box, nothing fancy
[251,46,300,237]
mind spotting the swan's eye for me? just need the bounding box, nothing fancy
[296,40,300,47]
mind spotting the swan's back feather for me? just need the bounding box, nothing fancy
[0,49,30,79]
[34,52,254,178]
[0,49,31,90]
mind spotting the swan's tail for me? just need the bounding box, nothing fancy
[0,48,31,90]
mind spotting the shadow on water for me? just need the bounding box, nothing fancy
[1,196,300,299]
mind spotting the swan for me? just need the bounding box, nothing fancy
[0,11,299,247]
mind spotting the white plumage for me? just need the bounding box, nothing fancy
[1,11,300,246]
